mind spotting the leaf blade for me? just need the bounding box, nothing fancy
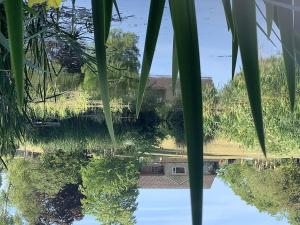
[136,0,166,116]
[222,0,234,32]
[172,35,179,95]
[232,0,266,156]
[232,32,238,79]
[294,0,300,65]
[169,0,203,224]
[91,0,116,143]
[5,0,24,106]
[105,0,113,42]
[276,0,296,110]
[265,1,274,37]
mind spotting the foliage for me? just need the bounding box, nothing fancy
[80,157,139,225]
[29,91,89,120]
[219,160,300,225]
[3,0,300,224]
[165,85,219,145]
[28,116,164,156]
[218,57,300,153]
[7,150,87,224]
[0,4,28,159]
[82,29,140,99]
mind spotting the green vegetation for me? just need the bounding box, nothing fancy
[218,57,300,153]
[2,150,140,225]
[219,160,300,225]
[6,149,87,224]
[2,0,300,224]
[27,116,163,156]
[80,157,139,225]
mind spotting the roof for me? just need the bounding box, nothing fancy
[138,174,216,189]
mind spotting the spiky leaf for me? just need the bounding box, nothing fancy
[169,0,203,224]
[172,35,179,95]
[276,0,296,110]
[136,0,166,116]
[5,0,24,106]
[232,0,266,156]
[91,0,116,143]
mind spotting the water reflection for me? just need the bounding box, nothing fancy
[1,155,299,224]
[219,159,300,225]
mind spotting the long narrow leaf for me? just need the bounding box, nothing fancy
[169,0,203,224]
[265,1,274,37]
[105,0,113,42]
[232,0,266,156]
[113,0,121,21]
[222,0,234,32]
[232,33,238,79]
[5,0,24,106]
[277,0,296,110]
[294,0,300,65]
[136,0,165,116]
[172,35,179,95]
[221,0,238,79]
[91,0,116,143]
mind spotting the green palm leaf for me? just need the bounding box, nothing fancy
[265,1,274,37]
[5,0,24,106]
[222,0,238,79]
[172,35,179,95]
[294,1,300,65]
[105,0,113,42]
[232,0,266,156]
[91,0,116,143]
[222,0,234,32]
[169,0,203,224]
[276,0,296,110]
[136,0,166,117]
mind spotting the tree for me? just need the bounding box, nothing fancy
[219,160,300,225]
[218,57,300,153]
[7,150,87,224]
[82,29,140,99]
[80,158,139,225]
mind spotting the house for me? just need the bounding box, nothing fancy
[148,76,213,102]
[139,158,218,189]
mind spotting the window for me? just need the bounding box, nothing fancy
[172,167,186,174]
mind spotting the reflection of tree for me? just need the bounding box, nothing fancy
[0,192,15,225]
[37,184,84,225]
[80,158,139,225]
[219,160,300,225]
[7,149,87,224]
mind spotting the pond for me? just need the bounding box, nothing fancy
[0,156,297,225]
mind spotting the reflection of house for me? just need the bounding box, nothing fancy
[139,158,218,189]
[148,76,213,102]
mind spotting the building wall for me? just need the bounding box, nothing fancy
[163,162,189,176]
[148,76,213,103]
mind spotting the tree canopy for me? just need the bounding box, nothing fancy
[80,157,139,225]
[219,160,300,225]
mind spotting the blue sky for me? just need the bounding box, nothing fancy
[69,0,282,87]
